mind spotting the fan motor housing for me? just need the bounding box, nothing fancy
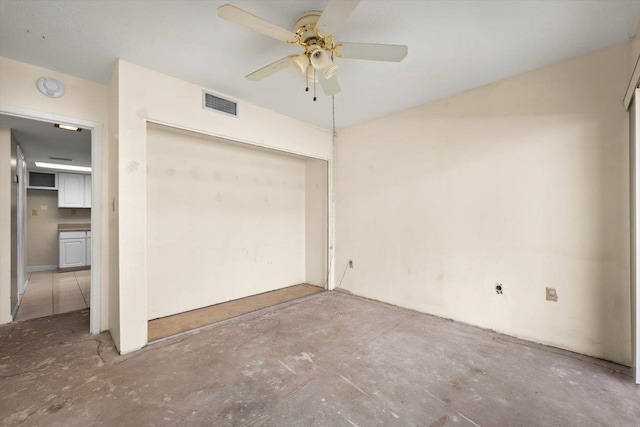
[294,10,322,43]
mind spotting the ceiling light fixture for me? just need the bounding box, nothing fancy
[54,123,82,132]
[217,2,408,103]
[34,162,91,173]
[310,47,338,79]
[290,54,309,75]
[36,77,65,98]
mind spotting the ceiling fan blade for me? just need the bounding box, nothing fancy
[319,74,341,96]
[246,55,296,81]
[336,42,408,62]
[316,0,360,37]
[218,4,298,44]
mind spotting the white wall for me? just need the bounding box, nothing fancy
[115,60,332,352]
[0,57,110,331]
[305,159,328,286]
[336,42,632,365]
[146,124,307,319]
[0,128,12,323]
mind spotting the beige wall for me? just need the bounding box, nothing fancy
[0,128,12,322]
[26,189,90,267]
[0,57,110,330]
[306,158,328,286]
[114,60,333,353]
[108,62,120,349]
[336,42,632,365]
[146,124,312,319]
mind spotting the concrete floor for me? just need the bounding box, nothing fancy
[0,292,638,426]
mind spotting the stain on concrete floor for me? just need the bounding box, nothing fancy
[0,292,638,426]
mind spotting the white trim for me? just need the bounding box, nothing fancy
[327,158,335,291]
[0,104,103,335]
[624,51,640,111]
[633,90,640,384]
[20,277,29,295]
[26,265,58,273]
[16,145,25,296]
[89,123,102,335]
[11,299,19,318]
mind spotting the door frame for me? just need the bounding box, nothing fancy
[631,91,640,385]
[0,104,103,335]
[16,145,25,296]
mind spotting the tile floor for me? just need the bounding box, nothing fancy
[15,270,91,321]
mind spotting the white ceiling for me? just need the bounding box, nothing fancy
[0,114,91,170]
[1,1,639,130]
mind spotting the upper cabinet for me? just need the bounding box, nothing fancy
[58,172,91,208]
[27,171,58,190]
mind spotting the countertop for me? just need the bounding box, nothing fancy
[58,223,91,232]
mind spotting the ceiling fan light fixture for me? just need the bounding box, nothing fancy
[291,54,309,74]
[310,48,338,79]
[218,1,408,100]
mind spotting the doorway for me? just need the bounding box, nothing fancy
[0,106,102,334]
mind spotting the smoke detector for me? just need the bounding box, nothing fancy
[36,77,65,98]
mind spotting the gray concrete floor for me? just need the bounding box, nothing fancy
[0,291,638,426]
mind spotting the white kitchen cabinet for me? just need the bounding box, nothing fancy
[58,172,91,208]
[59,231,87,269]
[27,171,58,190]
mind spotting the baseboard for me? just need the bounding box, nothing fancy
[18,278,28,296]
[58,266,91,273]
[11,300,19,319]
[20,278,28,295]
[27,265,58,273]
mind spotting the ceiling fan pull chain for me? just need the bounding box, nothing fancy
[313,68,317,101]
[305,65,309,92]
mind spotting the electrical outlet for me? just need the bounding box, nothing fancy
[546,287,558,302]
[348,260,353,268]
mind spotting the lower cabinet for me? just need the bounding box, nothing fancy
[59,231,91,269]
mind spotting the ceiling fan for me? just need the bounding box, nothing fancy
[218,0,408,100]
